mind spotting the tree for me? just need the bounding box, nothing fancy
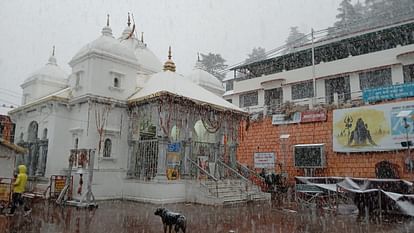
[200,53,228,80]
[284,26,308,54]
[245,47,267,64]
[334,0,358,31]
[364,0,393,27]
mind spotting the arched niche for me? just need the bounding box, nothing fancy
[27,121,38,142]
[193,120,216,143]
[170,125,181,141]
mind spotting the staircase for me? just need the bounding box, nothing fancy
[204,179,270,205]
[186,158,270,205]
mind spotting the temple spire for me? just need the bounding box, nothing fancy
[48,45,57,65]
[102,14,113,36]
[141,32,144,43]
[163,46,176,72]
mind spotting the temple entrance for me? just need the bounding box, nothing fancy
[130,139,158,180]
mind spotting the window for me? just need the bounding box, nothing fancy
[325,76,351,104]
[74,138,79,149]
[75,72,81,87]
[114,77,120,88]
[403,64,414,83]
[264,88,283,106]
[359,67,392,90]
[225,80,234,91]
[226,99,232,103]
[103,138,112,157]
[239,91,258,108]
[23,94,30,105]
[42,128,48,139]
[291,81,313,100]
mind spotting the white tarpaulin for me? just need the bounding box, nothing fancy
[295,176,414,216]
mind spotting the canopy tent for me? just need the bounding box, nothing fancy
[295,176,414,216]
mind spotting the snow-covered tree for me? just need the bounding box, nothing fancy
[245,47,267,64]
[334,0,363,31]
[284,26,308,54]
[200,53,228,80]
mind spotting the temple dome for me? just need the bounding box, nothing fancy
[24,54,67,84]
[186,59,224,96]
[70,23,137,66]
[120,26,162,73]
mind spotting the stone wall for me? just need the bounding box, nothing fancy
[237,111,412,183]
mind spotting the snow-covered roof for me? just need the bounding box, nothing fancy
[0,106,11,115]
[186,61,224,93]
[23,55,67,84]
[9,87,71,114]
[223,90,234,97]
[222,75,234,82]
[70,25,138,66]
[128,70,245,113]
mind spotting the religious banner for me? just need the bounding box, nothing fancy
[333,100,414,152]
[301,110,327,123]
[254,152,275,168]
[167,152,181,180]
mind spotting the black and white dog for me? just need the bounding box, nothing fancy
[154,207,186,233]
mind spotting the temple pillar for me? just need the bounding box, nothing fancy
[155,136,168,180]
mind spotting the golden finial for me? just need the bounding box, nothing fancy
[52,45,55,56]
[163,46,176,72]
[106,14,110,27]
[141,32,144,43]
[127,12,131,27]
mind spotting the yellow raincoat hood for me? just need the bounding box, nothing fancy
[13,164,28,193]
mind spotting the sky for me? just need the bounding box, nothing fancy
[0,0,348,114]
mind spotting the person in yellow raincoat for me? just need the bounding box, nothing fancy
[6,165,31,216]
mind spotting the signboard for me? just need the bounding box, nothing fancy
[168,142,181,152]
[254,152,275,168]
[363,82,414,103]
[333,100,414,152]
[301,110,327,123]
[272,112,301,125]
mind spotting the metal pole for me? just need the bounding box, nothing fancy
[378,190,382,222]
[311,28,316,104]
[404,117,412,171]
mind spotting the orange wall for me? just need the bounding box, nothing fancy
[237,111,413,182]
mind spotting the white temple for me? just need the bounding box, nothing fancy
[9,15,268,204]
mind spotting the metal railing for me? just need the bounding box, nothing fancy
[216,160,253,195]
[235,162,267,192]
[186,158,219,197]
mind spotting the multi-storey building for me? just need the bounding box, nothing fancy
[229,19,414,181]
[224,19,414,113]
